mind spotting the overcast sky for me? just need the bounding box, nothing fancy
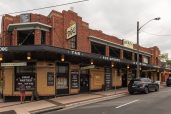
[0,0,171,58]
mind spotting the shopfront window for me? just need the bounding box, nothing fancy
[58,66,68,74]
[56,63,69,94]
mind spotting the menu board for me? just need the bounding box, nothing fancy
[70,71,79,89]
[47,72,54,86]
[15,73,35,91]
[104,67,112,90]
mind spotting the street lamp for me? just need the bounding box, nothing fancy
[136,17,160,78]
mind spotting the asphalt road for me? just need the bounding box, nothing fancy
[46,87,171,114]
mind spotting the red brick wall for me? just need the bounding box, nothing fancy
[34,29,41,45]
[1,15,14,46]
[12,30,17,46]
[49,11,64,47]
[0,10,161,66]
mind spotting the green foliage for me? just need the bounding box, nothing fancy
[166,60,171,64]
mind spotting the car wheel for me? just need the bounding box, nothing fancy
[155,86,159,92]
[144,87,149,94]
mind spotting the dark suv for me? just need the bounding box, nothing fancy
[166,76,171,86]
[128,78,159,94]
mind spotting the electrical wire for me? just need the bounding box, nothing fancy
[0,0,89,16]
[142,30,171,37]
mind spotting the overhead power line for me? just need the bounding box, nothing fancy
[142,30,171,37]
[0,0,89,17]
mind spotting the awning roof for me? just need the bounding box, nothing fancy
[0,45,161,69]
[8,22,52,32]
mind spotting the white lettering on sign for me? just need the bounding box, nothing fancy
[67,24,76,39]
[123,39,133,49]
[71,50,81,56]
[102,56,109,60]
[0,47,8,51]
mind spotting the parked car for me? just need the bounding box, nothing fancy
[166,76,171,86]
[128,78,159,94]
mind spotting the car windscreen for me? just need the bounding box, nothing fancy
[130,79,141,85]
[133,81,141,85]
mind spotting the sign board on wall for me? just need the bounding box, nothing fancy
[1,62,27,67]
[47,72,54,86]
[104,67,112,90]
[15,74,35,91]
[123,39,133,49]
[80,65,95,70]
[67,23,76,39]
[70,71,79,89]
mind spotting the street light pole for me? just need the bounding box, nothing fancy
[136,17,160,78]
[137,21,140,78]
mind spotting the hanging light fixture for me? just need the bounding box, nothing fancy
[61,54,65,62]
[27,52,31,60]
[127,64,130,69]
[91,59,94,65]
[0,53,3,61]
[111,62,114,67]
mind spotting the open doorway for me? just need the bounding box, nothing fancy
[80,70,89,93]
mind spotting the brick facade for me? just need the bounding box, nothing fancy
[0,10,160,66]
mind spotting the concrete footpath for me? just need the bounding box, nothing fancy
[0,85,165,114]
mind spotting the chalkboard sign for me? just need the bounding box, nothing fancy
[15,73,35,91]
[47,72,54,86]
[71,71,79,89]
[104,67,112,90]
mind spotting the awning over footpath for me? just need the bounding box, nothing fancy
[0,45,162,69]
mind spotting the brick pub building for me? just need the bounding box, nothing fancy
[0,10,163,101]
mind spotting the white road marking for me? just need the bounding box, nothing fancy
[115,99,139,109]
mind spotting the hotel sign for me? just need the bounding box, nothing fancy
[67,23,76,39]
[123,39,133,49]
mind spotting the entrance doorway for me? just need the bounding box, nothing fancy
[122,73,127,87]
[80,70,89,93]
[56,63,69,95]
